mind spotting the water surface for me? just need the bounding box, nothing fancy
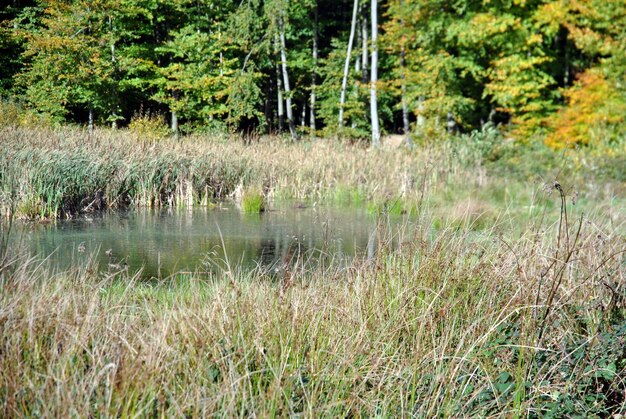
[16,202,405,278]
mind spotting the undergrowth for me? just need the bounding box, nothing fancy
[0,180,624,416]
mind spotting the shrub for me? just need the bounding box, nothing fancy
[0,99,53,128]
[128,111,170,142]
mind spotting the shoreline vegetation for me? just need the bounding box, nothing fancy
[0,191,624,416]
[1,124,625,416]
[0,124,623,221]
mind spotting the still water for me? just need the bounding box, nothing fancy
[16,202,405,278]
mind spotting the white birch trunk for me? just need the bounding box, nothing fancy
[415,96,425,140]
[338,0,359,128]
[401,80,410,146]
[278,16,298,142]
[276,63,284,132]
[219,25,224,77]
[310,3,318,134]
[171,111,178,138]
[361,7,368,84]
[110,15,118,129]
[446,112,456,134]
[171,91,179,139]
[370,0,380,147]
[88,107,94,133]
[400,32,410,146]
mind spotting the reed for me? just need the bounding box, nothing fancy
[2,124,621,223]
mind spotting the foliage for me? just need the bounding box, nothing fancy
[1,0,625,145]
[127,110,169,143]
[0,99,53,128]
[14,1,124,122]
[317,38,370,140]
[545,70,626,149]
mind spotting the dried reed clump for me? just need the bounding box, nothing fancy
[3,124,619,223]
[0,126,259,218]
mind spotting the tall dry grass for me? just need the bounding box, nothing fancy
[0,124,528,219]
[0,195,624,416]
[1,124,623,227]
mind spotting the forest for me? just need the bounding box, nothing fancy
[1,0,625,147]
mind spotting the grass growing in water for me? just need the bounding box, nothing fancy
[241,189,265,213]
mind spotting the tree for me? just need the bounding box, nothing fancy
[278,14,298,141]
[540,0,626,147]
[369,0,380,147]
[309,1,318,134]
[338,0,359,128]
[6,0,624,143]
[16,1,101,123]
[153,25,235,133]
[0,1,32,97]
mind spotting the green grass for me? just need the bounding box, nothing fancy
[367,197,419,216]
[241,189,265,213]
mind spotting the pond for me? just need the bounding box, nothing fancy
[13,202,409,278]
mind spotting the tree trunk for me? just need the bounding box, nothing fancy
[361,6,368,84]
[88,107,94,133]
[310,2,318,135]
[171,91,179,139]
[370,0,380,147]
[171,111,178,138]
[219,25,224,77]
[339,0,359,128]
[415,96,425,140]
[401,87,410,146]
[110,15,118,129]
[446,112,456,134]
[275,55,284,133]
[400,8,411,148]
[278,16,298,142]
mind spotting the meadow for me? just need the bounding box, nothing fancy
[0,124,624,416]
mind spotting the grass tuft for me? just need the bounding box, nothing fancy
[0,201,624,416]
[241,189,265,213]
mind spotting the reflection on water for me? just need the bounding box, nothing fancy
[15,202,408,278]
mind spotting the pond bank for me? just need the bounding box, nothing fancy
[1,125,622,223]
